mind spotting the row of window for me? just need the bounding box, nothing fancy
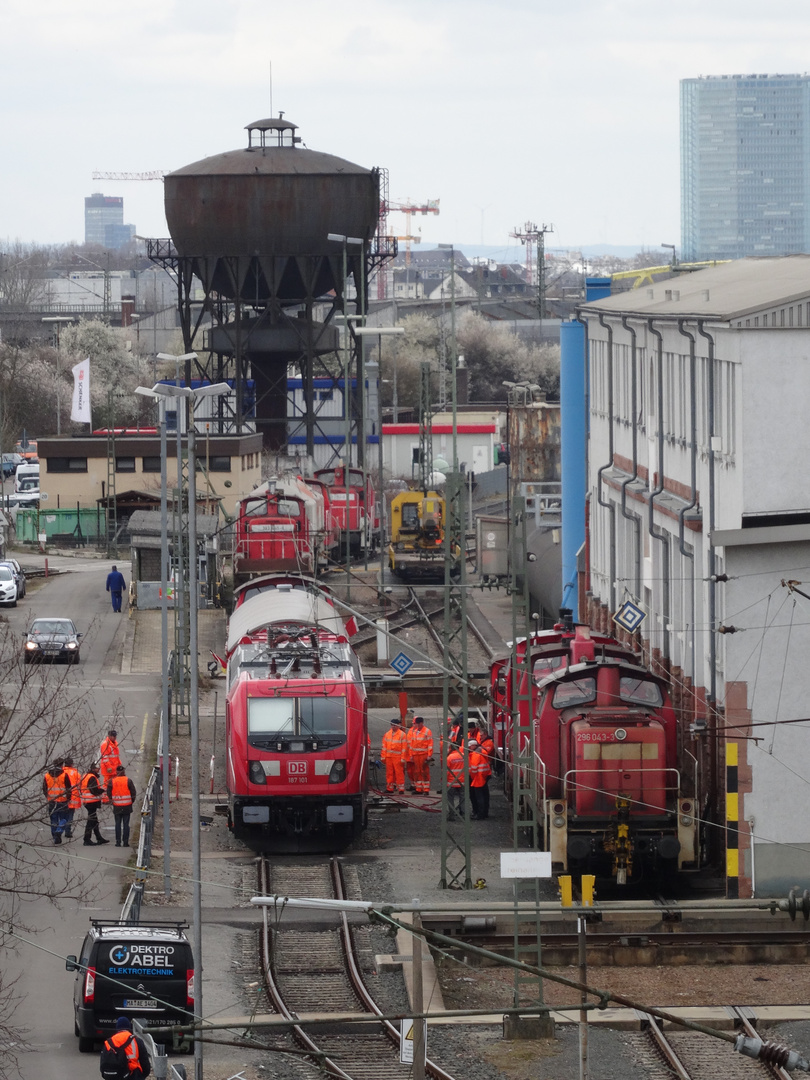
[47,456,232,474]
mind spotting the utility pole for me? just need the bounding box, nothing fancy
[510,222,554,318]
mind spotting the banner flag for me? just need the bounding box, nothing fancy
[70,358,91,424]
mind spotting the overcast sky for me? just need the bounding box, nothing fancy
[3,0,810,258]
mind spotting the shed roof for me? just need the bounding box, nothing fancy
[579,255,810,321]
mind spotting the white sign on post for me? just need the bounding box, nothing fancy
[400,1019,426,1065]
[500,851,553,879]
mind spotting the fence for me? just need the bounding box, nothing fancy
[120,710,167,925]
[16,506,105,546]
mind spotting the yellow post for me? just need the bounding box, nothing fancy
[559,875,573,907]
[581,874,596,907]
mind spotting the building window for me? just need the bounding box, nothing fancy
[47,457,88,473]
[116,457,136,472]
[142,456,162,473]
[206,455,231,472]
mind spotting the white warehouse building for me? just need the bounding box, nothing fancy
[579,256,810,897]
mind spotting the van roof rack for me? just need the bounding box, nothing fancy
[89,919,189,931]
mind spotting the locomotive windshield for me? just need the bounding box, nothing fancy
[533,654,565,682]
[247,696,347,742]
[551,677,596,708]
[620,677,663,707]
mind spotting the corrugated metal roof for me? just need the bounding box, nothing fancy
[579,255,810,321]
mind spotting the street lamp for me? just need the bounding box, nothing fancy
[42,316,75,435]
[143,378,229,1080]
[355,326,405,576]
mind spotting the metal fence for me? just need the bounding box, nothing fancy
[120,713,166,925]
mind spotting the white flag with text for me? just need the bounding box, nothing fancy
[70,358,92,424]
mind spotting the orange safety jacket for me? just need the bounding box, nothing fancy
[100,737,120,768]
[381,727,408,762]
[479,736,496,768]
[104,1029,141,1072]
[80,772,102,804]
[407,725,433,756]
[64,766,81,808]
[110,775,133,808]
[446,750,465,789]
[44,771,68,803]
[468,750,490,788]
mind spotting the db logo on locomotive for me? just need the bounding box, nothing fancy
[288,761,307,775]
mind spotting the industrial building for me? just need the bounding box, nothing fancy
[575,255,810,896]
[681,74,810,261]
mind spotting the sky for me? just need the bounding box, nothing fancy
[3,0,810,258]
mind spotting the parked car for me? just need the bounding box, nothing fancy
[66,921,194,1052]
[0,565,17,607]
[0,559,25,598]
[24,617,81,663]
[1,453,22,478]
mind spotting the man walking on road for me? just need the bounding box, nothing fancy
[105,564,127,612]
[107,765,136,847]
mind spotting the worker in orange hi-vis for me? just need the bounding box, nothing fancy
[402,712,416,792]
[99,728,121,791]
[407,715,434,794]
[381,717,408,794]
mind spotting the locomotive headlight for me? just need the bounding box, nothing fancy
[614,728,627,741]
[248,761,267,785]
[680,815,693,827]
[329,760,347,784]
[553,815,566,828]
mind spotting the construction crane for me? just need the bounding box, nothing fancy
[383,198,440,265]
[91,171,165,181]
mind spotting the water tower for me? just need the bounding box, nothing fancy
[150,118,393,455]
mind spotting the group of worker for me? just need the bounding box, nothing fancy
[380,713,496,819]
[42,728,137,847]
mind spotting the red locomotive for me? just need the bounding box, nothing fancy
[233,476,332,582]
[225,577,368,846]
[313,465,379,555]
[496,614,701,884]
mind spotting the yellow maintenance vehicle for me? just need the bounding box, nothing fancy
[387,489,446,582]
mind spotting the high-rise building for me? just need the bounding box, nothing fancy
[84,192,130,247]
[680,74,810,261]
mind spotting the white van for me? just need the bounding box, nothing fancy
[14,463,40,505]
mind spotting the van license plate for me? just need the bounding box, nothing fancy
[123,999,158,1008]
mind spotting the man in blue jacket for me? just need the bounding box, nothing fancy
[105,565,127,612]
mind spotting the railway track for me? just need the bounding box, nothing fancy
[258,856,458,1080]
[632,1009,795,1080]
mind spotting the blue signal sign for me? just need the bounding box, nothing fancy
[390,652,415,676]
[613,600,647,634]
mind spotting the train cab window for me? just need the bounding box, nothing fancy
[273,499,301,517]
[300,698,346,736]
[401,503,419,528]
[243,498,267,517]
[620,677,663,707]
[533,655,564,683]
[551,677,596,709]
[317,470,337,485]
[248,698,294,735]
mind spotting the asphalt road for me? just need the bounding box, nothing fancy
[2,555,162,1080]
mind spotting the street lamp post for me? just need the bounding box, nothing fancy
[42,316,75,435]
[142,377,229,1080]
[355,326,405,579]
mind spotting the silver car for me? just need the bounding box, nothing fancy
[0,565,18,607]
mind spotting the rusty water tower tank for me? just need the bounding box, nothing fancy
[164,118,380,302]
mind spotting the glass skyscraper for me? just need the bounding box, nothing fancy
[680,74,810,261]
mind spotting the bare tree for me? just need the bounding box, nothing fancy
[0,622,106,1075]
[456,311,560,402]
